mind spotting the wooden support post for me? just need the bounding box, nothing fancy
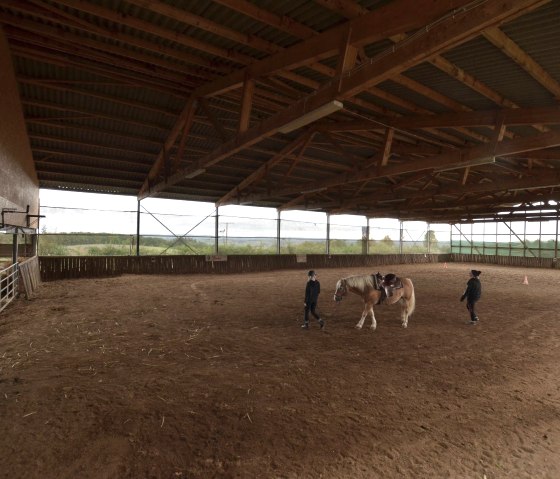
[337,26,358,92]
[239,75,255,134]
[377,127,394,174]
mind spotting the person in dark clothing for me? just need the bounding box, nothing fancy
[460,269,482,324]
[302,270,324,330]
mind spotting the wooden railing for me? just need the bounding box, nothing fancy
[38,253,443,281]
[37,253,558,282]
[18,256,41,298]
[449,254,559,269]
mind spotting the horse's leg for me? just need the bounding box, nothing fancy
[369,304,377,330]
[366,292,378,330]
[400,298,408,328]
[355,303,369,329]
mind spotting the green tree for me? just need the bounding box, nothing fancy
[381,235,394,246]
[424,230,438,248]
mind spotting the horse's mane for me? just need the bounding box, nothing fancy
[344,274,376,290]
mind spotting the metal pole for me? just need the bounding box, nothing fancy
[276,209,281,255]
[399,221,403,255]
[427,223,431,254]
[215,207,219,254]
[523,218,527,257]
[509,221,512,256]
[555,208,559,258]
[483,221,486,255]
[495,222,498,256]
[503,222,537,258]
[136,200,141,256]
[326,213,330,255]
[31,233,38,257]
[365,218,370,255]
[539,217,542,258]
[12,231,19,264]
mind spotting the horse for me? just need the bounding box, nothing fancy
[333,273,415,330]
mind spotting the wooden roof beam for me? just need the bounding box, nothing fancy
[329,171,560,213]
[140,0,546,199]
[193,0,474,98]
[216,131,313,206]
[7,34,202,90]
[212,0,317,40]
[126,0,335,80]
[33,0,247,69]
[21,99,171,133]
[10,45,191,98]
[0,5,227,75]
[316,105,560,130]
[430,54,549,133]
[483,27,560,100]
[236,129,560,203]
[215,0,481,148]
[238,76,255,134]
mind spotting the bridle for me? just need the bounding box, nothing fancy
[334,279,347,302]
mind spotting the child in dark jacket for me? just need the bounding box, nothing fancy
[302,270,325,330]
[461,269,482,324]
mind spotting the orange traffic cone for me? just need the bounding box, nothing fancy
[523,275,529,285]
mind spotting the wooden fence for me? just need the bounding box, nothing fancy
[38,253,442,281]
[449,254,559,269]
[37,253,559,282]
[39,254,560,281]
[18,256,41,299]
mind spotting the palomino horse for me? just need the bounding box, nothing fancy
[333,273,415,330]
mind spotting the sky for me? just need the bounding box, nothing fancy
[38,188,450,241]
[37,189,560,242]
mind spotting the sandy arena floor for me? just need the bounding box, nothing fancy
[1,262,559,478]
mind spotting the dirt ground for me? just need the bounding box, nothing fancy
[1,262,559,479]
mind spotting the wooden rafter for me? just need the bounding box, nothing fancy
[2,0,559,223]
[216,131,312,206]
[483,27,560,99]
[236,129,560,204]
[238,76,255,134]
[316,105,560,131]
[142,0,547,199]
[331,169,560,211]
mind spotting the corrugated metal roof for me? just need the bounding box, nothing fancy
[1,0,559,223]
[443,36,555,107]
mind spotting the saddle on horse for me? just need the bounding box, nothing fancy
[372,272,403,303]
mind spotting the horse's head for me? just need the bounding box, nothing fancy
[333,278,347,302]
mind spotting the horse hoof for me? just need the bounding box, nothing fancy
[355,325,362,330]
[401,323,408,328]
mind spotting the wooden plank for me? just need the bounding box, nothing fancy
[18,256,41,299]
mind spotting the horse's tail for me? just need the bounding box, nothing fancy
[406,279,416,317]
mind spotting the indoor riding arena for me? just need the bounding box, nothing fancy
[1,261,560,478]
[2,0,560,478]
